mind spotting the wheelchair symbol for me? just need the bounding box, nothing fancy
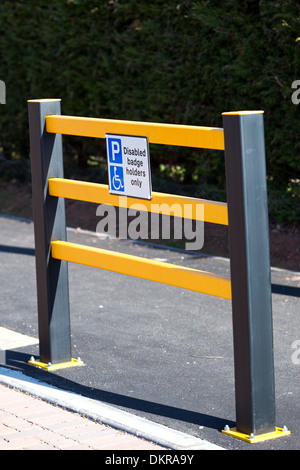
[110,165,124,192]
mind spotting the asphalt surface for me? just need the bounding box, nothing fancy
[0,214,299,450]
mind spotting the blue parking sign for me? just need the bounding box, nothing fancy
[106,133,152,199]
[107,137,122,164]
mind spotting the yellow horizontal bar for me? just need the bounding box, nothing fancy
[28,98,61,103]
[48,178,228,226]
[222,110,264,116]
[46,115,224,150]
[51,241,232,300]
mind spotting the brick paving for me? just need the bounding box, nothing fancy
[0,383,165,450]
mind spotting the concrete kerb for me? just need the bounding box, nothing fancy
[0,366,225,451]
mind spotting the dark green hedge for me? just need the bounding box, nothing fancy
[0,0,299,221]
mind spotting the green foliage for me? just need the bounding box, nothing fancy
[0,0,299,222]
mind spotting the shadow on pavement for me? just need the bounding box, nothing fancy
[3,349,235,433]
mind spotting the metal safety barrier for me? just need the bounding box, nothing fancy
[27,98,290,443]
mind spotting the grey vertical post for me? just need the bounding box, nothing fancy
[222,111,276,436]
[28,99,71,365]
[0,80,5,104]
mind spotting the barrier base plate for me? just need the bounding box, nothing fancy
[28,357,84,371]
[222,426,291,443]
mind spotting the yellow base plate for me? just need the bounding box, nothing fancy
[222,426,291,443]
[28,357,84,371]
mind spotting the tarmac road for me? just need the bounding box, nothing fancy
[0,214,299,450]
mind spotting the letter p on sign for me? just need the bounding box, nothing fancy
[107,137,122,164]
